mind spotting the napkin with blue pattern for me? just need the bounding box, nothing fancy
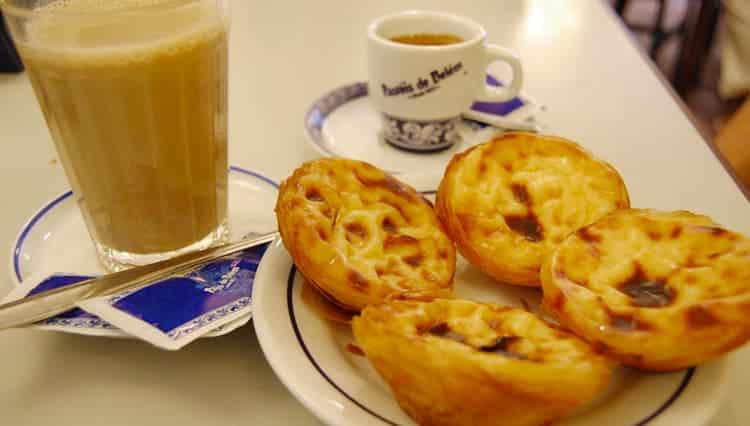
[2,244,268,350]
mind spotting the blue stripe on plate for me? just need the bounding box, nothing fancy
[286,265,400,426]
[304,82,369,158]
[229,165,279,189]
[13,190,73,283]
[285,265,696,426]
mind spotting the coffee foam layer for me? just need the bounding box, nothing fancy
[21,0,225,69]
[39,0,189,13]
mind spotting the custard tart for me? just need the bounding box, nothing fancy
[542,209,750,370]
[276,158,456,311]
[352,298,613,426]
[436,132,629,286]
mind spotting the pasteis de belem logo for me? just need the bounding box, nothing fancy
[380,61,465,100]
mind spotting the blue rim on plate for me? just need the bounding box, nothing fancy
[304,82,369,158]
[303,78,530,167]
[11,166,278,284]
[302,81,512,176]
[283,264,696,426]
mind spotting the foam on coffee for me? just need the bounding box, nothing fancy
[26,0,225,63]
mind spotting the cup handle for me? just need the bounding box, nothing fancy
[476,44,524,103]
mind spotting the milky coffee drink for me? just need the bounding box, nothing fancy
[15,0,229,269]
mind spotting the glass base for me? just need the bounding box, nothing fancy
[94,222,230,272]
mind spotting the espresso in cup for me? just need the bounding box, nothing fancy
[390,33,464,46]
[368,11,524,151]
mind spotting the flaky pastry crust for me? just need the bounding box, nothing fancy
[276,159,455,311]
[542,209,750,370]
[352,299,613,426]
[436,132,629,286]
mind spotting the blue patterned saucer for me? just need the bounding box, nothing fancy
[304,80,539,174]
[7,166,278,338]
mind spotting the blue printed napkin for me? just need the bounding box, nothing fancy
[462,75,542,132]
[1,274,121,335]
[3,244,268,349]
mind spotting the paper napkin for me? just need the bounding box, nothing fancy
[3,243,268,349]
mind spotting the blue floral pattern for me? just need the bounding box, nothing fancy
[43,317,116,329]
[102,245,266,337]
[166,297,251,340]
[381,114,461,151]
[19,244,267,338]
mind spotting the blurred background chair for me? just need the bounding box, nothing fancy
[615,0,721,96]
[612,0,750,192]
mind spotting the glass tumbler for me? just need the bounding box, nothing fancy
[2,0,230,271]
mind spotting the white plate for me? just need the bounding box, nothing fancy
[9,166,279,337]
[304,82,505,174]
[253,173,730,426]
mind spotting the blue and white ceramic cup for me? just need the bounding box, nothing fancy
[368,10,524,151]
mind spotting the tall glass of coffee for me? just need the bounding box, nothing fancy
[2,0,229,271]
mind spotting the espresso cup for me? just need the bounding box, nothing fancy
[368,10,523,151]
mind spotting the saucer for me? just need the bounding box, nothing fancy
[8,166,278,337]
[304,82,505,174]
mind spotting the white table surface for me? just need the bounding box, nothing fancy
[0,0,748,425]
